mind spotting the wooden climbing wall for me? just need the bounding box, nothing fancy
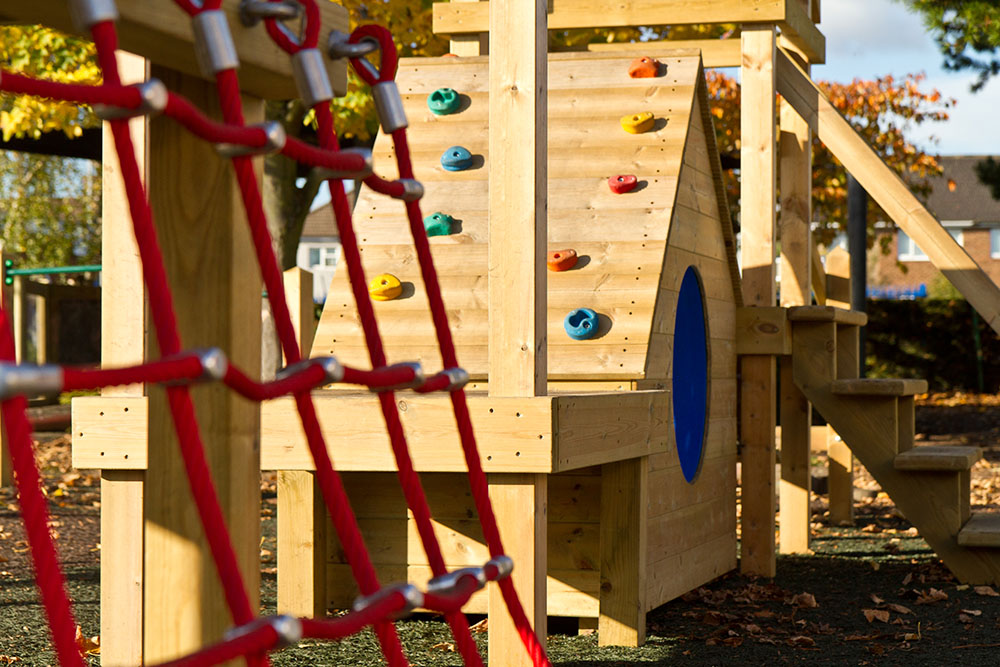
[311,49,739,618]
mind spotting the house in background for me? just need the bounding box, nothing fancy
[295,188,356,301]
[870,155,1000,295]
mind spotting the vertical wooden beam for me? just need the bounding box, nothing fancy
[276,267,328,618]
[99,51,148,667]
[12,276,25,362]
[449,0,488,56]
[739,24,778,577]
[36,285,48,364]
[0,248,11,486]
[143,68,262,661]
[824,247,855,524]
[487,0,547,663]
[599,458,647,646]
[777,64,812,554]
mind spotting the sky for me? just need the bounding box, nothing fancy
[814,0,1000,156]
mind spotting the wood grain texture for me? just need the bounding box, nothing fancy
[0,0,347,99]
[587,39,741,68]
[599,458,647,646]
[894,446,982,472]
[142,69,261,661]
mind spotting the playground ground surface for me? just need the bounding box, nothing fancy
[3,393,1000,665]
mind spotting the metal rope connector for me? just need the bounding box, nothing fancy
[94,79,169,121]
[397,179,424,202]
[312,147,374,181]
[275,356,344,385]
[370,362,424,393]
[292,48,334,108]
[238,0,301,27]
[327,30,379,61]
[193,10,240,77]
[372,81,408,133]
[216,121,286,158]
[485,555,515,581]
[440,367,469,391]
[0,363,64,401]
[224,614,303,649]
[426,567,488,596]
[196,348,229,382]
[68,0,119,32]
[353,583,424,620]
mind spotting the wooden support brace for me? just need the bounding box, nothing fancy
[598,458,647,646]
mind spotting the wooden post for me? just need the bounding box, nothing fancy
[599,459,647,646]
[449,0,488,56]
[100,51,148,666]
[276,267,329,618]
[487,0,547,663]
[12,275,25,362]
[824,247,855,524]
[0,247,12,486]
[777,53,812,554]
[142,67,262,661]
[739,24,778,577]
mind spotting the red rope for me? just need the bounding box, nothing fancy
[349,24,552,667]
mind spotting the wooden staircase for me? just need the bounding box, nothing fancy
[788,305,1000,584]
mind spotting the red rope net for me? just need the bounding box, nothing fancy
[0,1,551,665]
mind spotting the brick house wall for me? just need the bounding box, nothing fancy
[870,227,1000,292]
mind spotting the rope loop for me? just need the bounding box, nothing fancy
[263,0,320,52]
[348,24,398,85]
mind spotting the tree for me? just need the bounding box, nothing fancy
[0,26,102,271]
[899,1,1000,92]
[705,70,953,250]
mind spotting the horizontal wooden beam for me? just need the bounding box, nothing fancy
[776,47,1000,334]
[0,0,348,99]
[586,39,741,68]
[73,390,670,474]
[433,0,824,64]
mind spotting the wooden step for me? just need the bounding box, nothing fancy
[894,445,982,471]
[831,378,928,396]
[787,305,867,326]
[958,513,1000,548]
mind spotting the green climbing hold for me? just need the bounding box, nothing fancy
[428,88,461,115]
[424,212,454,237]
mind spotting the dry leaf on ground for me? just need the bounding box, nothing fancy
[863,609,890,623]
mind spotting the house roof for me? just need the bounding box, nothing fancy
[300,189,356,239]
[925,155,1000,224]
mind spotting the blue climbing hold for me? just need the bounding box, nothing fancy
[424,212,454,237]
[564,308,599,340]
[441,146,473,171]
[672,266,708,483]
[428,88,461,115]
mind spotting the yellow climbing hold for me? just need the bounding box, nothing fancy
[620,112,655,134]
[369,273,403,301]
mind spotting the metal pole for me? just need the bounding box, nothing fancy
[847,173,867,377]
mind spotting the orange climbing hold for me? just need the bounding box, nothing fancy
[628,56,660,78]
[369,273,403,301]
[621,112,655,134]
[547,249,578,272]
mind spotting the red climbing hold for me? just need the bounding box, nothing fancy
[628,56,660,78]
[609,174,638,194]
[547,249,578,272]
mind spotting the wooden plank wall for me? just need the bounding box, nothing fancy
[316,51,703,381]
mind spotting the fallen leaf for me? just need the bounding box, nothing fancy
[961,609,983,617]
[787,635,815,647]
[791,592,818,609]
[862,523,882,533]
[430,642,455,653]
[956,584,970,591]
[870,593,884,605]
[75,626,100,656]
[916,588,948,605]
[974,586,1000,597]
[885,603,912,615]
[902,573,913,586]
[959,614,977,623]
[470,619,488,633]
[863,609,890,623]
[721,636,744,647]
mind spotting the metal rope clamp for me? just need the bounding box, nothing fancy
[163,348,229,386]
[312,147,374,181]
[224,614,302,649]
[292,48,334,109]
[327,30,379,61]
[426,567,488,596]
[370,362,424,393]
[372,81,408,133]
[68,0,120,32]
[485,555,515,581]
[353,583,424,620]
[94,79,169,121]
[439,367,469,391]
[397,179,424,202]
[238,0,301,27]
[0,363,64,401]
[275,356,344,384]
[216,121,287,158]
[192,10,240,77]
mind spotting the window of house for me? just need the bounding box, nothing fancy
[991,229,1000,259]
[898,229,962,261]
[303,244,340,270]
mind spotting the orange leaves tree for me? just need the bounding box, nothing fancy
[706,70,953,249]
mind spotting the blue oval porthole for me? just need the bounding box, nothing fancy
[672,266,709,483]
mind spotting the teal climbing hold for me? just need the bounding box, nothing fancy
[564,308,599,340]
[428,88,461,115]
[424,212,454,237]
[441,146,473,171]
